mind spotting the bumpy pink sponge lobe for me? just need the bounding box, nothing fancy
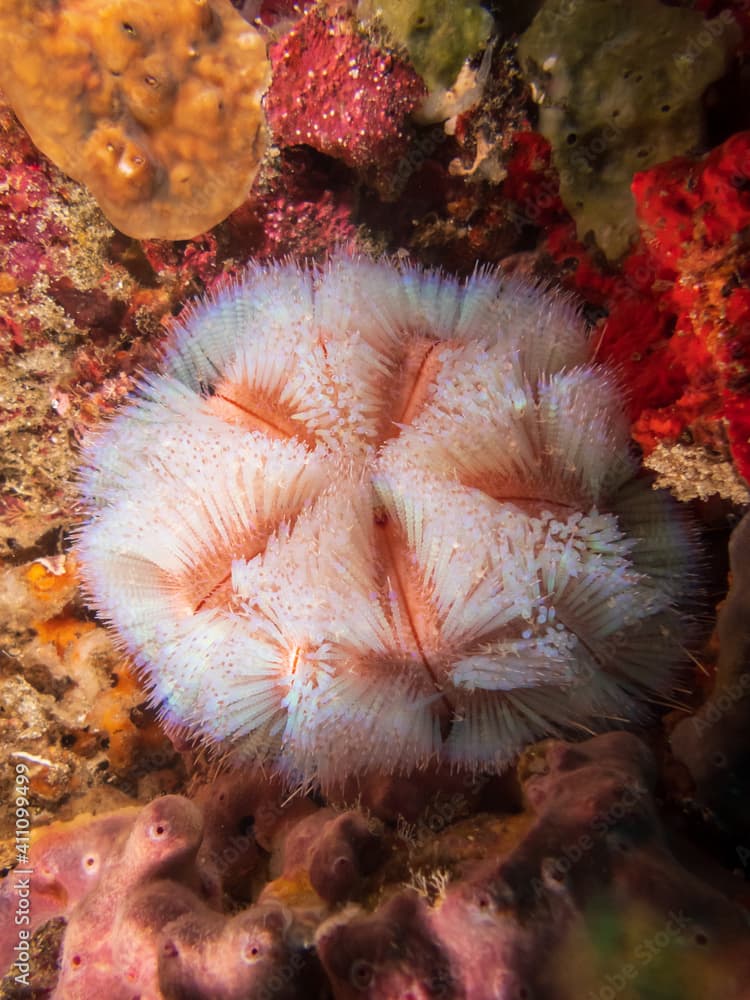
[76,254,695,788]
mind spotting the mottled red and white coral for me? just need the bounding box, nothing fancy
[265,8,426,172]
[630,131,750,484]
[76,255,693,788]
[504,127,750,499]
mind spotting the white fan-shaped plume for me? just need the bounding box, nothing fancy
[76,253,696,788]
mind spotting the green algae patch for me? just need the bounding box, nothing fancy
[373,0,493,91]
[518,0,738,259]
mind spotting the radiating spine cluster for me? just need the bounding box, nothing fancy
[77,255,694,787]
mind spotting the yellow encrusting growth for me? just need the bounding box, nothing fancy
[0,0,269,239]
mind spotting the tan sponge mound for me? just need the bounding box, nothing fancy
[0,0,269,239]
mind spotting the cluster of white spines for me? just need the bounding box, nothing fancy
[77,254,693,787]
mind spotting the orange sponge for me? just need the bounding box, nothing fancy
[0,0,269,239]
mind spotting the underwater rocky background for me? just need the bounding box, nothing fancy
[0,0,749,997]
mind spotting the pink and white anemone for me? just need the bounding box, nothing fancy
[76,254,694,788]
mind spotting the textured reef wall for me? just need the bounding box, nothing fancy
[3,733,750,998]
[1,0,750,997]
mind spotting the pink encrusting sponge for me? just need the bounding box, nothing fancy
[76,255,695,788]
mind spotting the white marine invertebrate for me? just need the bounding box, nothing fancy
[76,254,694,787]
